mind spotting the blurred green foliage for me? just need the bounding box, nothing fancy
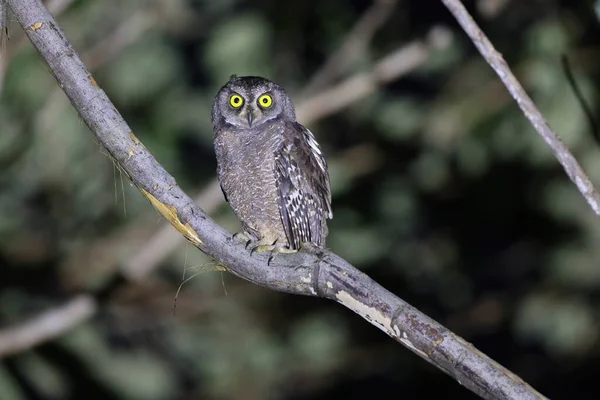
[1,0,600,399]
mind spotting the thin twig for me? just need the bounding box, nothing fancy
[301,0,398,96]
[561,54,599,145]
[83,10,153,70]
[5,1,548,399]
[298,27,451,123]
[0,295,96,357]
[441,0,600,216]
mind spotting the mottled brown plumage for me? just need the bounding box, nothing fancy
[212,75,332,251]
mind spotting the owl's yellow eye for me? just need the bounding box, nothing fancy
[229,94,244,108]
[258,94,273,108]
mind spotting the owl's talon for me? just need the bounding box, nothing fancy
[265,248,297,265]
[249,244,274,255]
[232,231,245,240]
[232,232,254,249]
[249,243,298,263]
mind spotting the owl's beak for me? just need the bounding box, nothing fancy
[247,109,261,127]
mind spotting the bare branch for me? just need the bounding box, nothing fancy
[82,10,153,70]
[0,295,96,357]
[301,0,398,96]
[561,54,599,145]
[298,27,451,123]
[5,0,548,398]
[441,0,600,216]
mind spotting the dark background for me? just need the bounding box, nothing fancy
[2,0,600,398]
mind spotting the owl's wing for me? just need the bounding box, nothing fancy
[275,122,332,249]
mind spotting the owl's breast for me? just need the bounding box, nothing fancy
[214,127,285,240]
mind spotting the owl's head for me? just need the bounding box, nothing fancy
[211,75,296,131]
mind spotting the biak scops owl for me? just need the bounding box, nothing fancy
[212,75,332,252]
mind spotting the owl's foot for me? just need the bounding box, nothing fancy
[249,239,297,265]
[232,231,253,249]
[250,244,297,254]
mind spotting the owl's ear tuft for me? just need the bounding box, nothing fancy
[229,74,238,82]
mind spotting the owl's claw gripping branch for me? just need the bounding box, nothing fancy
[249,239,298,265]
[233,231,297,266]
[231,231,253,249]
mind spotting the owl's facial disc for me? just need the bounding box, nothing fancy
[212,76,297,132]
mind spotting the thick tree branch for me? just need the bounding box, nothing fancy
[6,0,547,399]
[441,0,600,216]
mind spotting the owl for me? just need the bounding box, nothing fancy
[212,75,332,253]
